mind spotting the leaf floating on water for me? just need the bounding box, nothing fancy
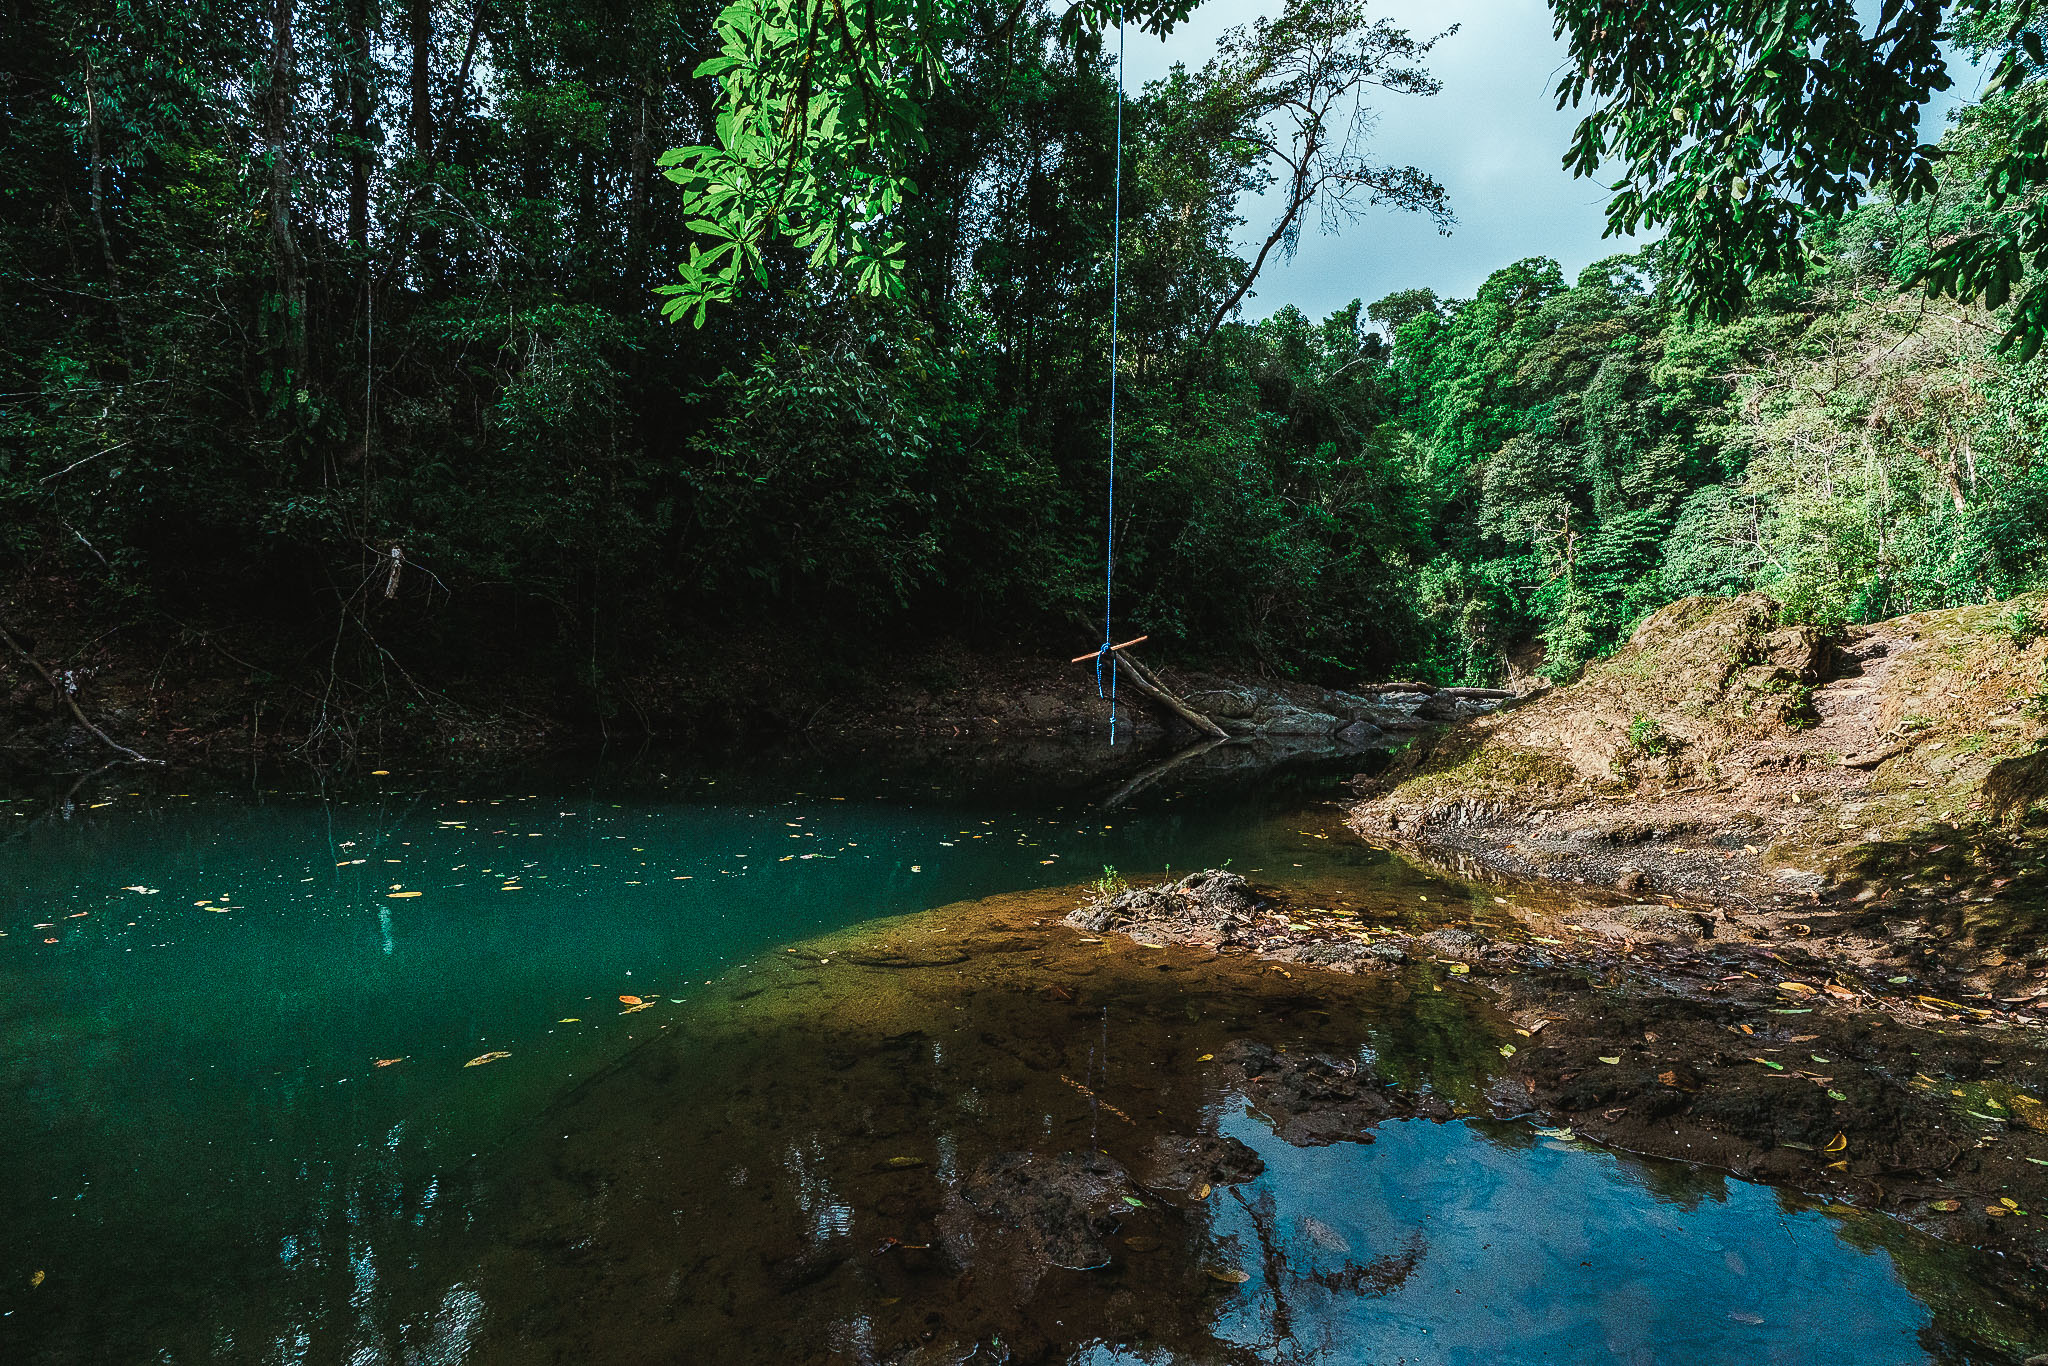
[1197,1053,1213,1062]
[1191,1183,1211,1201]
[1823,1132,1848,1153]
[883,1156,926,1169]
[120,885,158,895]
[1752,1058,1785,1071]
[558,1018,580,1023]
[1598,1056,1621,1066]
[1827,1090,1848,1102]
[1122,1196,1145,1208]
[1729,1311,1764,1325]
[1777,982,1817,994]
[30,1270,45,1288]
[1499,1044,1517,1057]
[1929,1199,1962,1211]
[372,1057,405,1067]
[386,891,422,899]
[1205,1267,1251,1285]
[1533,1126,1574,1140]
[1447,963,1470,975]
[619,995,644,1005]
[464,1051,510,1068]
[1986,1205,2010,1218]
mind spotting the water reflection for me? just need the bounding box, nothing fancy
[458,890,2038,1366]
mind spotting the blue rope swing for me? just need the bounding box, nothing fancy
[1096,9,1126,745]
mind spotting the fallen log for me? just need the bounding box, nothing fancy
[1109,647,1230,740]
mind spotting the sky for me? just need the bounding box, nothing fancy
[1109,0,1987,324]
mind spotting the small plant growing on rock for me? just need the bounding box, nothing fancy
[1091,865,1129,902]
[1626,714,1669,757]
[1996,605,2043,650]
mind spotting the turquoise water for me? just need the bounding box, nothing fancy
[0,765,2040,1363]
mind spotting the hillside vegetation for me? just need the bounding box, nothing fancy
[5,0,2048,754]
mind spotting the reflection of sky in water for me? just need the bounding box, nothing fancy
[1187,1111,1932,1366]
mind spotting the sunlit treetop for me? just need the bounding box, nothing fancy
[658,0,1200,326]
[1548,0,2048,358]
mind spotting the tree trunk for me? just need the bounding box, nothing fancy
[264,0,307,381]
[345,0,371,254]
[82,53,129,352]
[408,0,433,158]
[408,0,436,285]
[625,73,656,292]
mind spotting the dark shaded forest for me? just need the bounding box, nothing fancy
[6,0,2048,754]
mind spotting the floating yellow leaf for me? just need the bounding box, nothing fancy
[558,1018,580,1023]
[1197,1053,1213,1062]
[619,995,644,1005]
[1598,1056,1621,1065]
[30,1270,45,1288]
[1192,1183,1212,1200]
[1823,1132,1848,1153]
[464,1051,510,1068]
[387,891,422,899]
[1447,963,1470,975]
[1929,1199,1961,1211]
[1776,982,1816,994]
[1986,1205,2009,1218]
[1204,1267,1252,1285]
[370,770,390,775]
[884,1156,926,1169]
[373,1057,404,1067]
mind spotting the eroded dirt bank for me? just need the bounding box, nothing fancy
[1350,592,2048,1003]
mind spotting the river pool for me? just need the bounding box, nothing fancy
[0,760,2040,1363]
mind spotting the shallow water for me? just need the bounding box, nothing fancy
[0,764,2041,1363]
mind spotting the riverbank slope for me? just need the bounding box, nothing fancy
[1350,592,2048,998]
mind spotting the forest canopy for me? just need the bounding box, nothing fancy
[3,0,2047,744]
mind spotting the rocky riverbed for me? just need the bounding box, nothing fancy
[1066,867,2048,1291]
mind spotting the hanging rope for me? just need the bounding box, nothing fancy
[1096,9,1127,745]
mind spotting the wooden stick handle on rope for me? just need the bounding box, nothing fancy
[1069,634,1149,664]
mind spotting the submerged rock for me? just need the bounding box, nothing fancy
[1139,1133,1265,1194]
[1218,1040,1453,1146]
[959,1151,1138,1270]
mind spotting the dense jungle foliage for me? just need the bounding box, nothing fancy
[5,0,2048,736]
